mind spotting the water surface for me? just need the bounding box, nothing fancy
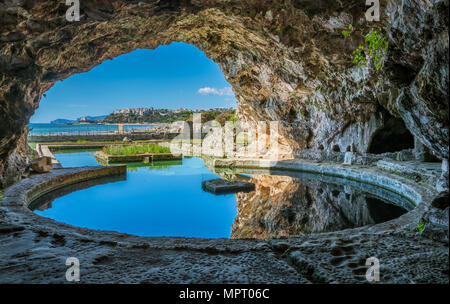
[34,155,238,238]
[28,123,156,134]
[31,153,412,238]
[54,151,101,167]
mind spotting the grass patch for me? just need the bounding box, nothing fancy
[416,221,426,234]
[103,143,170,156]
[209,179,226,185]
[28,142,37,149]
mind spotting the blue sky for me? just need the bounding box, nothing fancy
[31,42,237,123]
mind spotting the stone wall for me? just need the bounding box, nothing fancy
[27,132,179,143]
[94,151,182,164]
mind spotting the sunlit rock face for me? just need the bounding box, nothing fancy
[0,0,448,186]
[231,174,407,239]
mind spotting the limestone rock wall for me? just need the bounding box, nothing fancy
[0,129,35,187]
[1,0,448,187]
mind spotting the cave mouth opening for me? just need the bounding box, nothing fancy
[368,116,415,154]
[29,42,237,127]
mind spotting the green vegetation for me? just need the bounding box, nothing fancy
[103,110,193,124]
[351,28,388,71]
[365,28,389,70]
[341,25,353,37]
[0,190,4,201]
[209,179,227,185]
[103,143,170,156]
[352,45,367,66]
[184,109,238,126]
[416,221,426,234]
[103,109,238,125]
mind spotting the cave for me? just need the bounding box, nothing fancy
[368,116,415,154]
[1,0,448,188]
[332,145,341,152]
[0,0,449,286]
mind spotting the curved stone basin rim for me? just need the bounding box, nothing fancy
[212,158,436,233]
[2,159,436,239]
[215,167,416,212]
[2,165,127,209]
[213,158,434,206]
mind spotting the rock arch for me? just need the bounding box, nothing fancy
[1,0,448,187]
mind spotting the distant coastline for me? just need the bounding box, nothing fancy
[62,122,161,126]
[49,107,235,125]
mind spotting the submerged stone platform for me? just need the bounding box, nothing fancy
[202,179,255,194]
[0,160,448,283]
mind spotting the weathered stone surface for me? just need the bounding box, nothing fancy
[27,130,179,143]
[94,150,181,164]
[376,159,442,185]
[421,192,449,245]
[0,130,35,188]
[35,144,62,169]
[29,156,53,173]
[281,231,449,284]
[0,163,447,283]
[0,0,448,186]
[202,178,255,194]
[436,158,449,193]
[381,0,449,161]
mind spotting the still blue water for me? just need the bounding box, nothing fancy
[34,154,238,238]
[54,151,102,167]
[28,123,156,134]
[32,152,410,239]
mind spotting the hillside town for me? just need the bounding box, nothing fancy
[51,107,235,124]
[111,107,232,116]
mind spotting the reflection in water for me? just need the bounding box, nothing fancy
[31,156,238,238]
[231,174,410,239]
[53,151,101,167]
[125,160,183,171]
[31,153,411,239]
[29,175,126,211]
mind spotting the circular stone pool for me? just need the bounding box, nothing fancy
[29,152,414,239]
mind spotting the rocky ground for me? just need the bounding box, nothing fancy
[0,215,447,284]
[0,163,448,284]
